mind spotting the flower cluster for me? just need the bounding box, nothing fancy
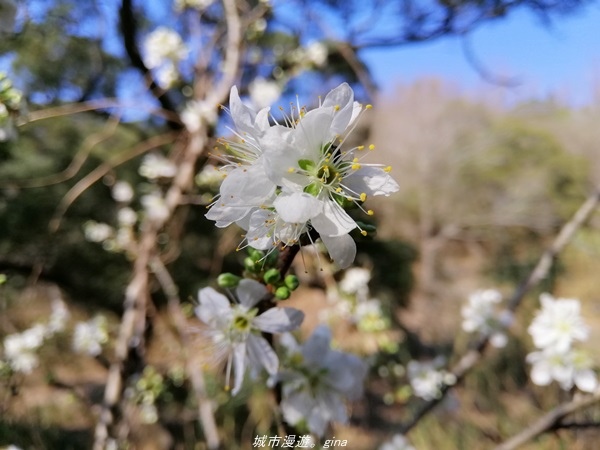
[195,279,304,395]
[274,325,367,437]
[407,358,456,401]
[526,293,597,392]
[143,27,188,88]
[72,315,109,356]
[461,289,513,348]
[206,83,399,269]
[0,71,22,141]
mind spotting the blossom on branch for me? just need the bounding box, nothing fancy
[206,83,399,269]
[195,279,304,395]
[461,289,513,348]
[274,325,367,437]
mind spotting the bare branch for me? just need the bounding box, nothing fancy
[494,390,600,450]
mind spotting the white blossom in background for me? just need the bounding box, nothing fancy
[461,289,512,348]
[248,78,281,110]
[117,207,137,227]
[526,293,597,392]
[112,181,134,203]
[379,434,416,450]
[181,99,217,132]
[339,267,371,297]
[407,359,456,401]
[195,279,304,395]
[73,315,109,356]
[141,191,170,223]
[526,348,597,393]
[528,293,589,353]
[84,221,114,243]
[275,325,367,437]
[206,82,399,269]
[142,27,188,69]
[139,153,177,180]
[2,324,47,374]
[195,164,224,189]
[305,41,328,67]
[47,299,70,335]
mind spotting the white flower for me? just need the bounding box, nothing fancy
[84,221,113,243]
[112,181,134,203]
[195,164,224,188]
[461,289,512,348]
[195,279,304,395]
[407,359,455,401]
[3,325,46,374]
[47,299,70,335]
[379,434,416,450]
[528,293,589,353]
[527,348,597,393]
[143,27,188,69]
[305,41,328,67]
[181,100,218,132]
[117,207,137,227]
[141,191,170,223]
[249,78,281,110]
[73,315,109,356]
[275,325,367,437]
[139,153,176,179]
[339,267,371,295]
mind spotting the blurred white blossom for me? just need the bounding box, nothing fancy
[143,27,188,69]
[248,78,281,110]
[139,153,177,180]
[528,293,589,353]
[117,207,137,227]
[527,348,597,392]
[73,315,109,356]
[379,434,416,450]
[305,41,328,67]
[339,267,371,296]
[181,99,217,132]
[407,359,455,401]
[461,289,512,348]
[275,325,367,437]
[47,299,70,335]
[141,191,170,223]
[112,181,134,203]
[84,221,114,243]
[2,325,47,374]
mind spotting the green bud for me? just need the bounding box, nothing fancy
[244,257,259,273]
[247,248,265,261]
[284,275,299,291]
[217,273,242,288]
[0,274,6,285]
[275,286,291,300]
[263,268,281,285]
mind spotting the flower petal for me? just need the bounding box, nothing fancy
[235,279,268,308]
[195,287,231,324]
[247,335,279,375]
[344,166,399,197]
[274,192,322,223]
[231,342,247,395]
[311,200,356,237]
[320,233,356,269]
[254,307,305,333]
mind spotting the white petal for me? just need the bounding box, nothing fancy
[195,287,231,324]
[205,203,252,227]
[575,369,598,392]
[281,390,315,426]
[344,166,399,197]
[322,83,354,136]
[320,233,356,269]
[229,86,257,136]
[302,325,332,365]
[236,279,268,308]
[530,360,553,386]
[274,192,322,223]
[231,342,247,395]
[220,163,275,205]
[295,109,334,159]
[311,200,356,237]
[254,307,304,333]
[247,335,279,375]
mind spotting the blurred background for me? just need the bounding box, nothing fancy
[1,0,600,448]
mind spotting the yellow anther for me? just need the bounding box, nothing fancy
[352,163,361,170]
[288,167,295,173]
[366,104,373,110]
[353,157,359,163]
[361,230,367,236]
[369,144,375,151]
[334,105,341,111]
[336,187,342,193]
[384,166,392,173]
[360,193,367,202]
[357,145,365,151]
[367,210,374,216]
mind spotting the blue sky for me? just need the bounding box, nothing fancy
[361,3,600,107]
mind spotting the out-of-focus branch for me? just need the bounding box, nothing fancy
[494,389,600,450]
[151,257,220,450]
[399,187,600,434]
[49,132,179,232]
[119,0,181,129]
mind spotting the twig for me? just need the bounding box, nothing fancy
[151,257,220,450]
[494,390,600,450]
[399,187,600,434]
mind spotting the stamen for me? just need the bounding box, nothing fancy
[384,166,392,173]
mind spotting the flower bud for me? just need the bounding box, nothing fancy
[247,247,264,261]
[263,268,281,285]
[284,275,299,291]
[244,257,258,273]
[275,286,291,300]
[217,273,242,288]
